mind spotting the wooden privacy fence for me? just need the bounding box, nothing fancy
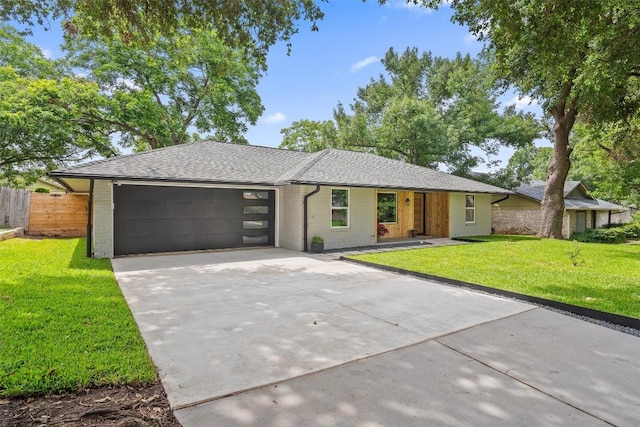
[28,193,88,237]
[0,186,30,228]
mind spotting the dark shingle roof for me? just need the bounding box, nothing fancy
[289,149,509,193]
[51,141,309,185]
[516,179,586,201]
[516,180,627,212]
[50,141,511,194]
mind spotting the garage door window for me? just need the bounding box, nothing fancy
[243,191,269,200]
[243,235,269,244]
[243,206,269,215]
[243,220,269,229]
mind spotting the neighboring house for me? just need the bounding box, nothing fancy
[492,180,630,238]
[27,177,67,193]
[49,141,512,258]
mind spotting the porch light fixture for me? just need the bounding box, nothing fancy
[405,198,411,206]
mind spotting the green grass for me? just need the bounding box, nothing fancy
[350,236,640,319]
[0,238,156,397]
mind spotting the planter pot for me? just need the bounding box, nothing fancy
[410,230,417,237]
[310,242,324,253]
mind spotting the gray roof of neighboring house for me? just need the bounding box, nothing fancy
[50,140,511,194]
[515,179,627,212]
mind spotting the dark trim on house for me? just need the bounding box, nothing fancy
[48,174,281,189]
[49,174,513,196]
[303,185,321,252]
[491,195,510,204]
[343,257,640,331]
[289,181,512,195]
[47,174,75,192]
[86,179,94,257]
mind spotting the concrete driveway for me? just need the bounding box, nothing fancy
[112,248,640,426]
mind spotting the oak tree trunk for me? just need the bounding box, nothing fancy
[538,102,577,239]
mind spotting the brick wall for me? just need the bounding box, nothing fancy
[307,186,375,251]
[492,209,540,235]
[278,185,305,251]
[92,180,113,258]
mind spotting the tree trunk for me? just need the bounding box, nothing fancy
[538,101,576,239]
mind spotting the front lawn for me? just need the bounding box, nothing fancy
[0,238,156,397]
[349,236,640,319]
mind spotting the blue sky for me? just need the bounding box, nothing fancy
[22,0,543,170]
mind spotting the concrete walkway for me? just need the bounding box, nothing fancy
[112,248,640,426]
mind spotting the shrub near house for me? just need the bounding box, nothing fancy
[572,219,640,244]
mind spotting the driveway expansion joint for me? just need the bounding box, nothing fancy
[434,338,618,427]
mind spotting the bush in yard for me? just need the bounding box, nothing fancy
[571,227,627,244]
[623,222,640,240]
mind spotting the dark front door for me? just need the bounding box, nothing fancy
[113,185,274,255]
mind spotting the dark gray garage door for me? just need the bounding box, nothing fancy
[114,185,275,255]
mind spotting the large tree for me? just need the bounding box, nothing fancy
[64,26,264,150]
[281,47,539,174]
[1,0,324,66]
[0,25,112,186]
[423,0,640,238]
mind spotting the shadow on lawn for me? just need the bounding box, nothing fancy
[68,238,112,271]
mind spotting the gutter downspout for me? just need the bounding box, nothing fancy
[303,185,321,252]
[491,195,510,205]
[86,179,94,257]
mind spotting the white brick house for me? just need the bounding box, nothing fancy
[50,141,512,257]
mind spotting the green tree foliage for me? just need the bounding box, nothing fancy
[1,0,324,67]
[423,0,640,238]
[568,122,640,207]
[281,47,540,174]
[0,25,112,186]
[279,119,339,152]
[64,27,264,150]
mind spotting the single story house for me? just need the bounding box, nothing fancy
[49,141,512,258]
[492,179,630,238]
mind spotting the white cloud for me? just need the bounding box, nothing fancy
[262,112,287,124]
[39,46,53,59]
[464,32,478,44]
[510,95,538,110]
[388,0,433,14]
[351,56,380,73]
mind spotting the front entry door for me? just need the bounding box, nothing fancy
[575,211,587,233]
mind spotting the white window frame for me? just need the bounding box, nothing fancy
[465,194,476,224]
[377,191,398,224]
[331,188,350,229]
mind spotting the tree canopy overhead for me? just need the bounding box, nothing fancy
[281,47,540,176]
[422,0,640,238]
[1,0,325,66]
[65,25,264,150]
[0,24,113,186]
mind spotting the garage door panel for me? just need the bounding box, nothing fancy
[114,185,274,255]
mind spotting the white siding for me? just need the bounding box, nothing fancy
[92,180,113,258]
[307,187,375,251]
[278,185,306,251]
[449,193,492,238]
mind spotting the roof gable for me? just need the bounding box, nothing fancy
[515,179,626,211]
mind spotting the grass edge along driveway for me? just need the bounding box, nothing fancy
[349,236,640,319]
[0,238,156,397]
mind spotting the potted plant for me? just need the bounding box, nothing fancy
[409,229,417,237]
[310,235,324,253]
[377,223,389,239]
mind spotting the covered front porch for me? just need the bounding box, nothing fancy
[375,190,450,242]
